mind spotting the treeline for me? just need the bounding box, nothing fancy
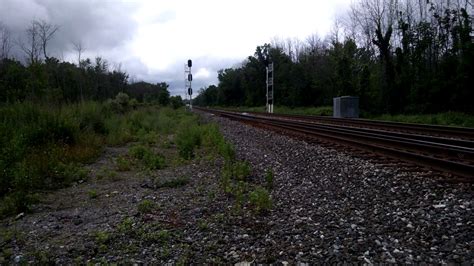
[0,20,182,106]
[195,0,474,114]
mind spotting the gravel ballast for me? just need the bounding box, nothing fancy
[200,112,473,264]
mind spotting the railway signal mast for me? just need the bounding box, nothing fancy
[184,59,193,110]
[266,62,274,113]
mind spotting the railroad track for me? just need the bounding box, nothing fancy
[195,107,474,180]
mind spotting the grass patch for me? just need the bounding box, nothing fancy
[370,112,474,128]
[249,186,272,213]
[88,190,98,199]
[116,155,131,171]
[265,169,274,189]
[137,199,156,214]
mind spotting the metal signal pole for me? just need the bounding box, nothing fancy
[184,59,193,110]
[266,62,274,113]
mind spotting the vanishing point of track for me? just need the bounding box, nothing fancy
[196,107,474,180]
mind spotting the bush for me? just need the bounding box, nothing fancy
[265,169,274,189]
[143,151,166,170]
[176,125,202,159]
[137,199,155,214]
[116,156,131,171]
[249,186,272,213]
[129,144,148,160]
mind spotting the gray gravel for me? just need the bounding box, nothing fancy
[2,112,472,264]
[199,112,474,264]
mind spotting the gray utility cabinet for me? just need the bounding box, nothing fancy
[333,96,359,118]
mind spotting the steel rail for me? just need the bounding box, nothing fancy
[244,111,474,140]
[197,107,474,179]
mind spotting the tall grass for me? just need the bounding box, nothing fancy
[371,112,474,128]
[0,101,187,217]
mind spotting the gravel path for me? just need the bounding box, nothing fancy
[1,112,472,264]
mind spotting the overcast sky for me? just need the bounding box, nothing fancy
[0,0,352,97]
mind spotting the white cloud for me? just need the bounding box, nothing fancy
[194,68,211,79]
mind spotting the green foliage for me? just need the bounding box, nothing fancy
[96,167,118,181]
[116,155,131,171]
[137,199,155,214]
[143,151,166,170]
[198,220,209,231]
[88,190,98,199]
[129,144,148,159]
[249,186,272,213]
[117,217,134,234]
[265,169,274,189]
[371,112,474,128]
[94,231,111,245]
[222,161,251,182]
[176,124,202,159]
[170,95,184,109]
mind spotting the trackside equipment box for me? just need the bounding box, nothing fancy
[333,96,359,118]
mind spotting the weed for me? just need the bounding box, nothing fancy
[265,169,274,189]
[117,217,134,234]
[137,199,155,214]
[221,172,232,194]
[94,231,111,245]
[198,219,209,231]
[207,191,216,201]
[129,144,147,159]
[88,190,98,199]
[143,151,166,170]
[156,176,190,188]
[234,181,246,209]
[221,161,251,183]
[139,228,170,243]
[176,125,202,159]
[234,161,251,180]
[116,155,131,171]
[96,168,119,181]
[213,213,225,223]
[249,186,272,213]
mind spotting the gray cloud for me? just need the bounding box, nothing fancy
[0,0,241,97]
[1,0,139,50]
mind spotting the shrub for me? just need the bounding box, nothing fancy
[249,186,272,213]
[116,156,131,171]
[176,125,202,159]
[265,169,274,189]
[221,161,251,182]
[88,190,98,199]
[137,199,155,214]
[129,144,148,159]
[117,217,134,234]
[143,151,166,170]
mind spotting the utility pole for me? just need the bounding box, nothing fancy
[184,59,193,110]
[266,62,274,113]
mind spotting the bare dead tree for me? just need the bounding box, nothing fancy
[0,22,12,60]
[18,21,41,64]
[34,19,59,60]
[72,40,85,66]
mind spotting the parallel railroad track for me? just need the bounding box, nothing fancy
[243,111,474,140]
[195,107,474,180]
